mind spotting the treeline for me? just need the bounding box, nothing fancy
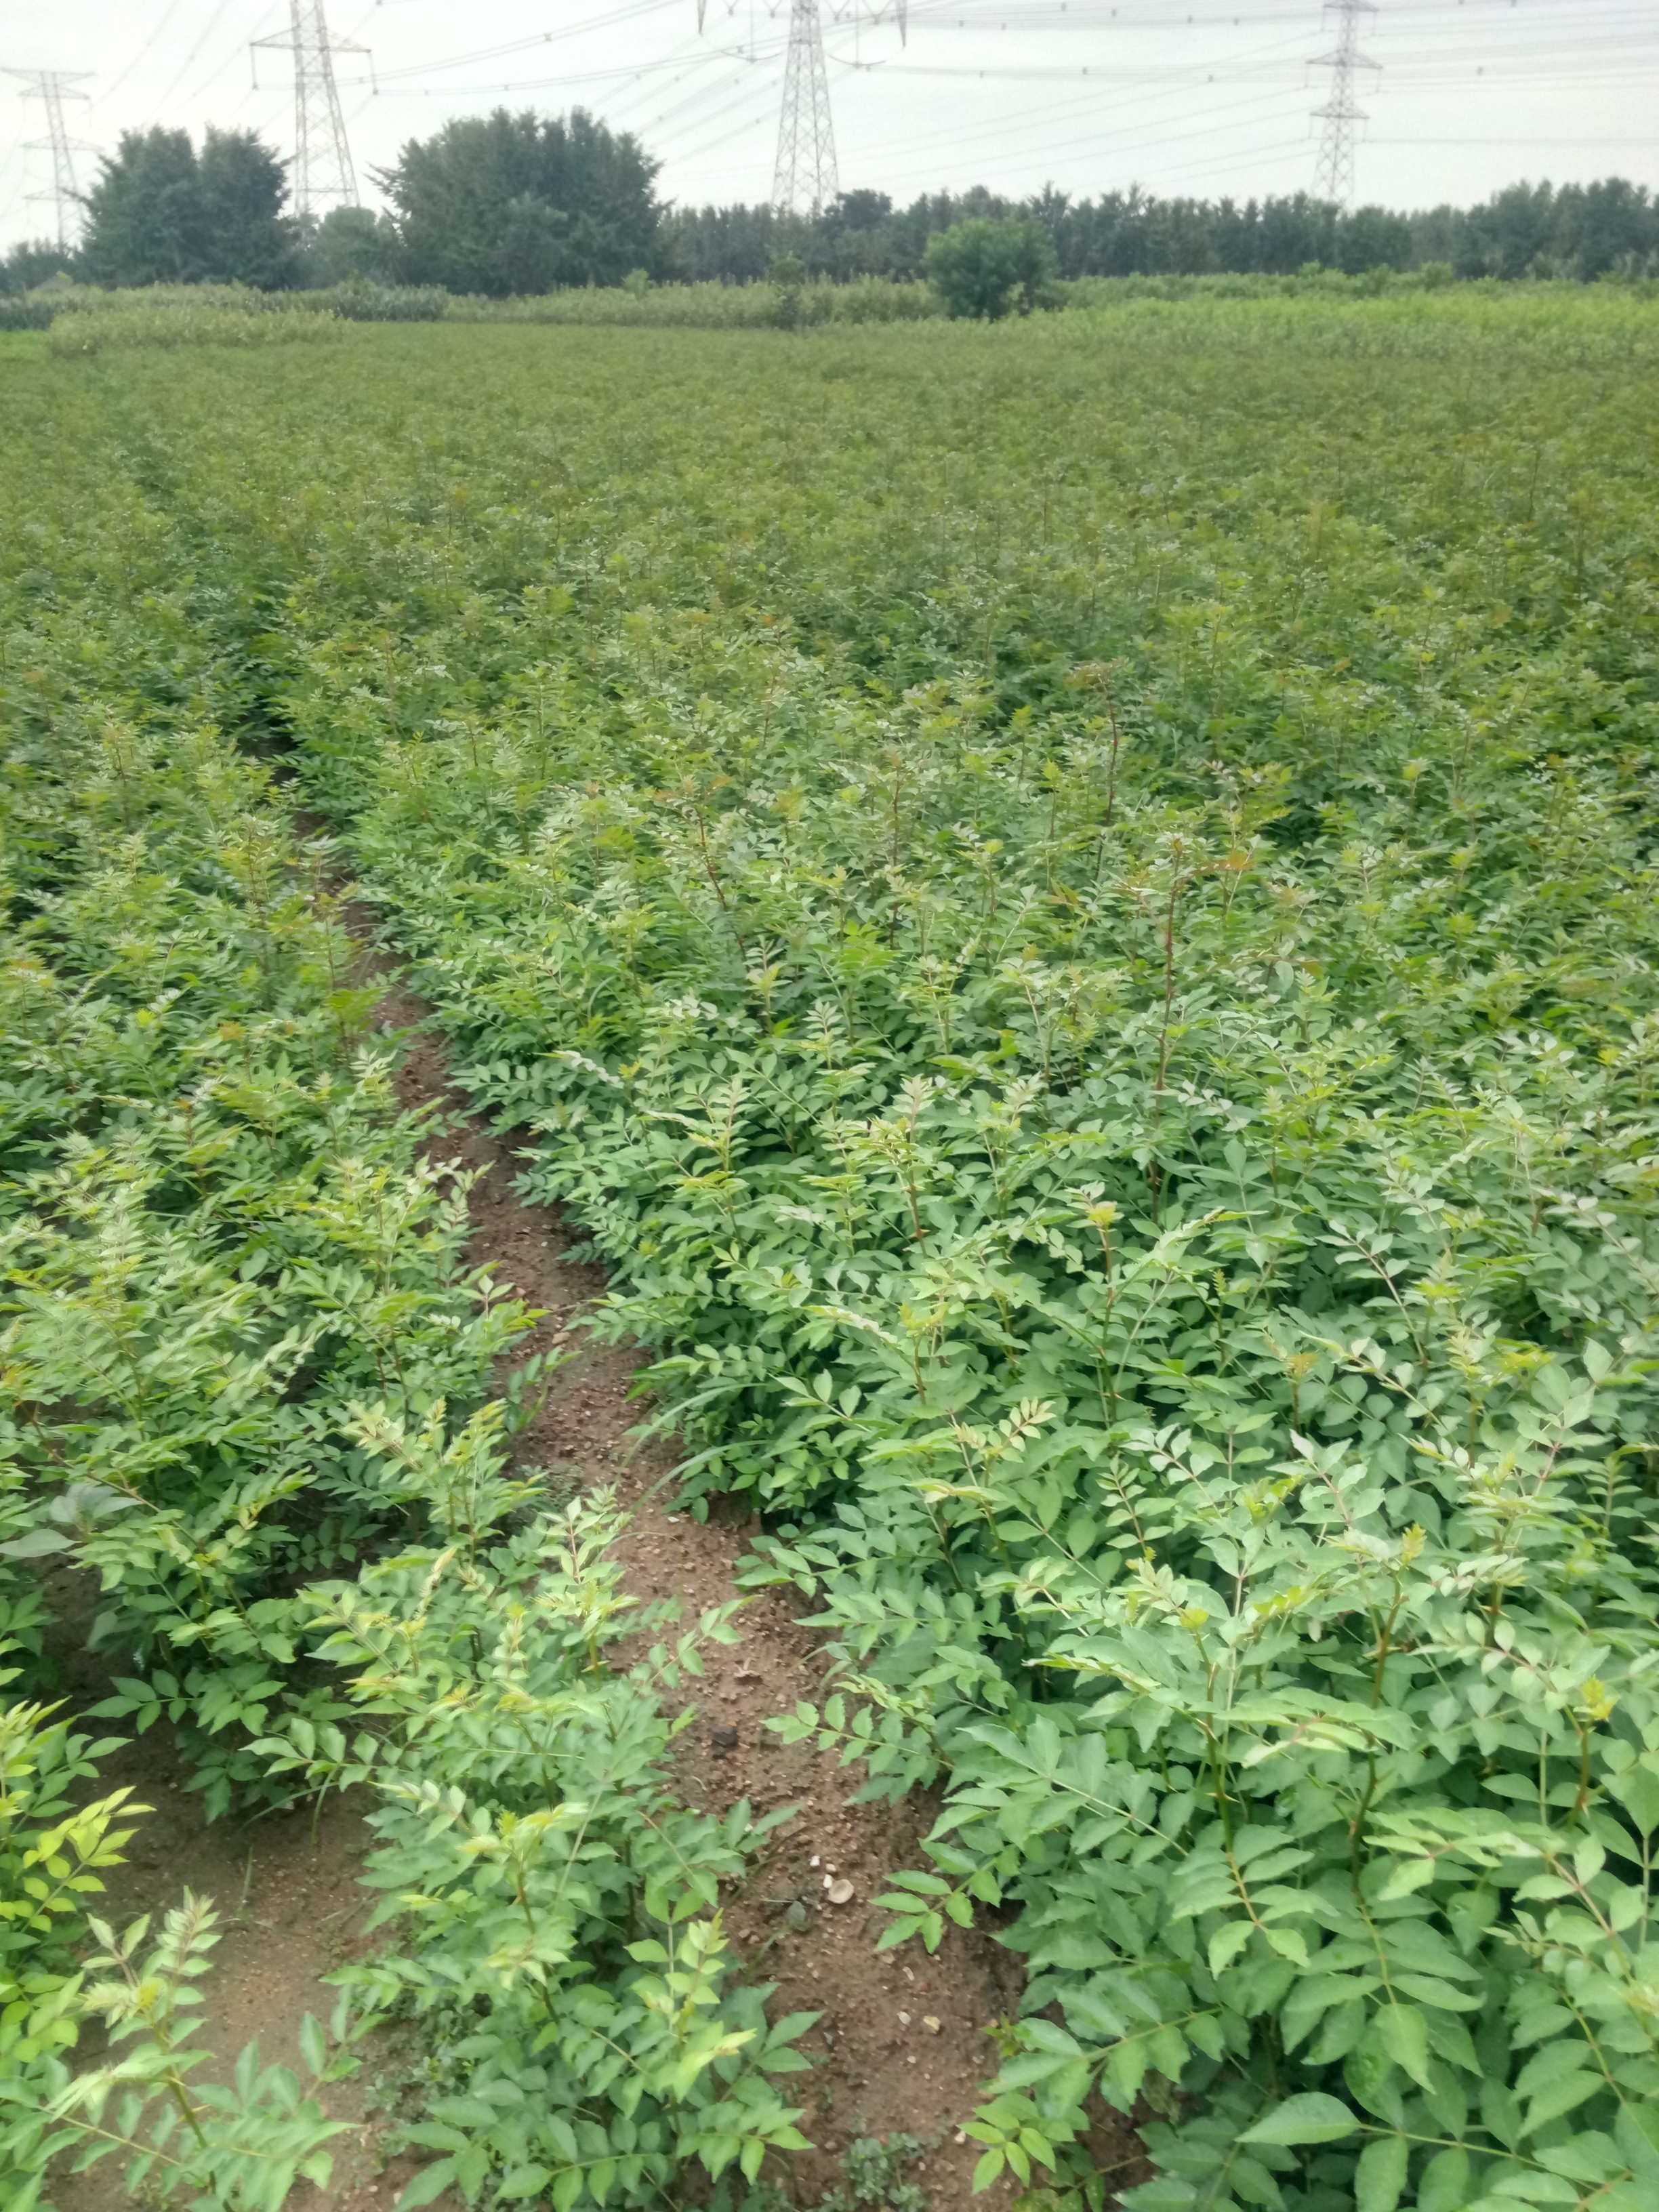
[663,177,1659,286]
[4,102,1656,299]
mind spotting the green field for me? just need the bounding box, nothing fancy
[5,288,1659,2211]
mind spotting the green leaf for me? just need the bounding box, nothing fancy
[973,2148,1006,2191]
[1240,2093,1357,2146]
[1376,2003,1433,2090]
[1521,2070,1601,2135]
[393,2162,458,2211]
[1417,2148,1469,2212]
[0,1530,73,1560]
[1208,1920,1253,1975]
[1355,2133,1408,2212]
[497,2167,551,2200]
[298,2012,326,2078]
[1604,1757,1659,1835]
[1615,2102,1659,2180]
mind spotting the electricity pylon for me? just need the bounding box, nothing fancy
[1311,0,1378,209]
[252,2,369,215]
[696,0,907,217]
[3,68,94,248]
[774,0,837,214]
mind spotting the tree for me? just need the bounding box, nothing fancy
[830,189,893,232]
[1335,204,1412,274]
[377,109,659,297]
[303,205,404,287]
[1557,178,1656,279]
[195,130,300,288]
[1458,180,1557,279]
[0,240,72,295]
[924,216,1057,320]
[78,127,298,288]
[80,128,205,285]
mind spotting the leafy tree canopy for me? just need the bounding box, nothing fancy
[924,214,1058,319]
[375,108,659,298]
[661,176,1659,287]
[79,127,299,289]
[0,239,73,295]
[302,203,403,287]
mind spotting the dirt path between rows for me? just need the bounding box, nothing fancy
[51,948,1108,2209]
[372,976,1037,2209]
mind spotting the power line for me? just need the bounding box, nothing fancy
[172,7,292,117]
[336,2,686,89]
[102,0,192,105]
[150,1,242,116]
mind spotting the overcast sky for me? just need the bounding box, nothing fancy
[3,0,1655,249]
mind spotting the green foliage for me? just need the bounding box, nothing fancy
[0,379,816,2209]
[47,304,343,354]
[822,2131,931,2210]
[380,106,660,297]
[659,178,1659,287]
[9,285,1659,2209]
[736,2131,930,2212]
[0,1597,140,2093]
[242,298,1658,2206]
[303,204,405,289]
[0,240,71,297]
[0,705,531,1814]
[260,1473,812,2209]
[767,253,807,331]
[1,1893,356,2209]
[78,125,301,290]
[925,216,1059,319]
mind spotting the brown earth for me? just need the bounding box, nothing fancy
[44,954,1142,2210]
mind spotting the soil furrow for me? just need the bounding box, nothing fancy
[378,980,1029,2209]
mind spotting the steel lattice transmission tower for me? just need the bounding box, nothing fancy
[773,0,838,215]
[1311,0,1379,209]
[697,0,907,218]
[253,3,369,215]
[3,69,94,248]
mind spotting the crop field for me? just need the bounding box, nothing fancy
[3,287,1659,2212]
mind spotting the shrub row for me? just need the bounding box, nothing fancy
[0,308,805,2211]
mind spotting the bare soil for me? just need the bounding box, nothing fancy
[44,956,1142,2209]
